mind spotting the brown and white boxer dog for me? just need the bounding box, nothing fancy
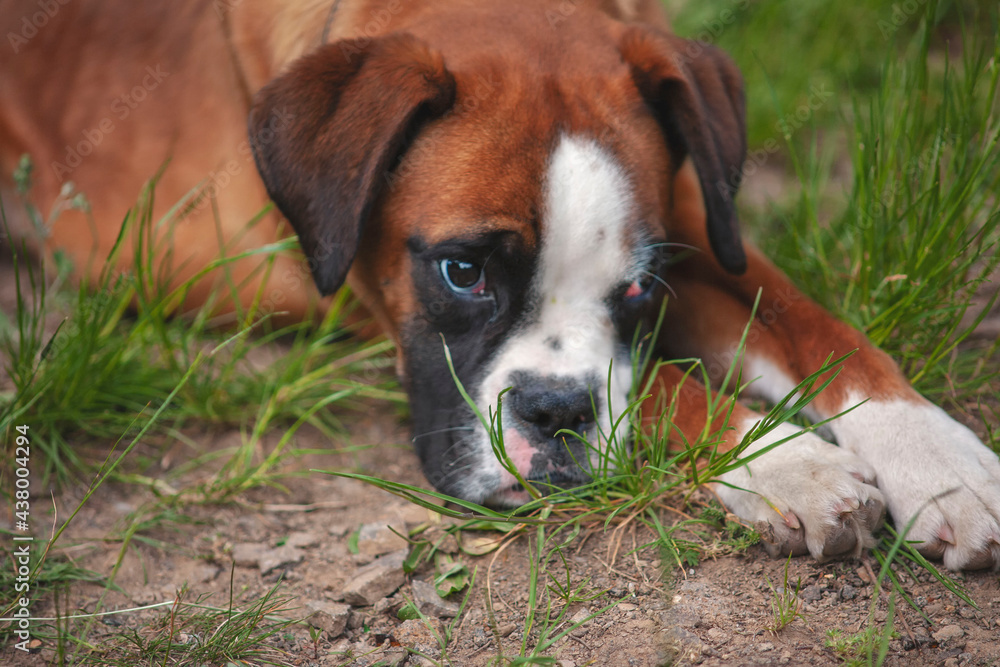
[2,0,998,570]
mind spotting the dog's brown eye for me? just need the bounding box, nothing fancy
[440,259,486,295]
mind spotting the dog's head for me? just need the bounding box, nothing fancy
[249,17,746,506]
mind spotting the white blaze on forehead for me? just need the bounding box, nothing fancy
[538,134,637,304]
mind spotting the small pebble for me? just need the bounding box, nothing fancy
[932,624,965,643]
[706,628,730,645]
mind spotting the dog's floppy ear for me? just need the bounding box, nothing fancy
[621,27,747,274]
[249,34,456,294]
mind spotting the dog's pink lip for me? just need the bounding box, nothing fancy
[487,428,593,506]
[493,429,541,484]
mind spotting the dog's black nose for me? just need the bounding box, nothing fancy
[508,373,597,441]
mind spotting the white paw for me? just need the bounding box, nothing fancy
[715,420,885,560]
[833,396,1000,571]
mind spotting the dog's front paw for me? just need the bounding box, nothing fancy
[834,397,1000,571]
[715,422,886,561]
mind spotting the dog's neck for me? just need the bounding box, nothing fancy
[320,0,345,46]
[226,0,350,96]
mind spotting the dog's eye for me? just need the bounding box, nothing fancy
[624,273,656,300]
[440,258,486,295]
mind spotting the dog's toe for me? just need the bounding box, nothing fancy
[897,506,1000,571]
[935,526,1000,572]
[757,513,810,558]
[953,542,999,571]
[820,498,884,559]
[820,519,861,559]
[855,497,886,532]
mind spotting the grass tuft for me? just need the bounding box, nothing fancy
[765,555,806,633]
[92,580,297,666]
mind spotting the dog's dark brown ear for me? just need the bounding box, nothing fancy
[621,28,747,274]
[249,34,456,294]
